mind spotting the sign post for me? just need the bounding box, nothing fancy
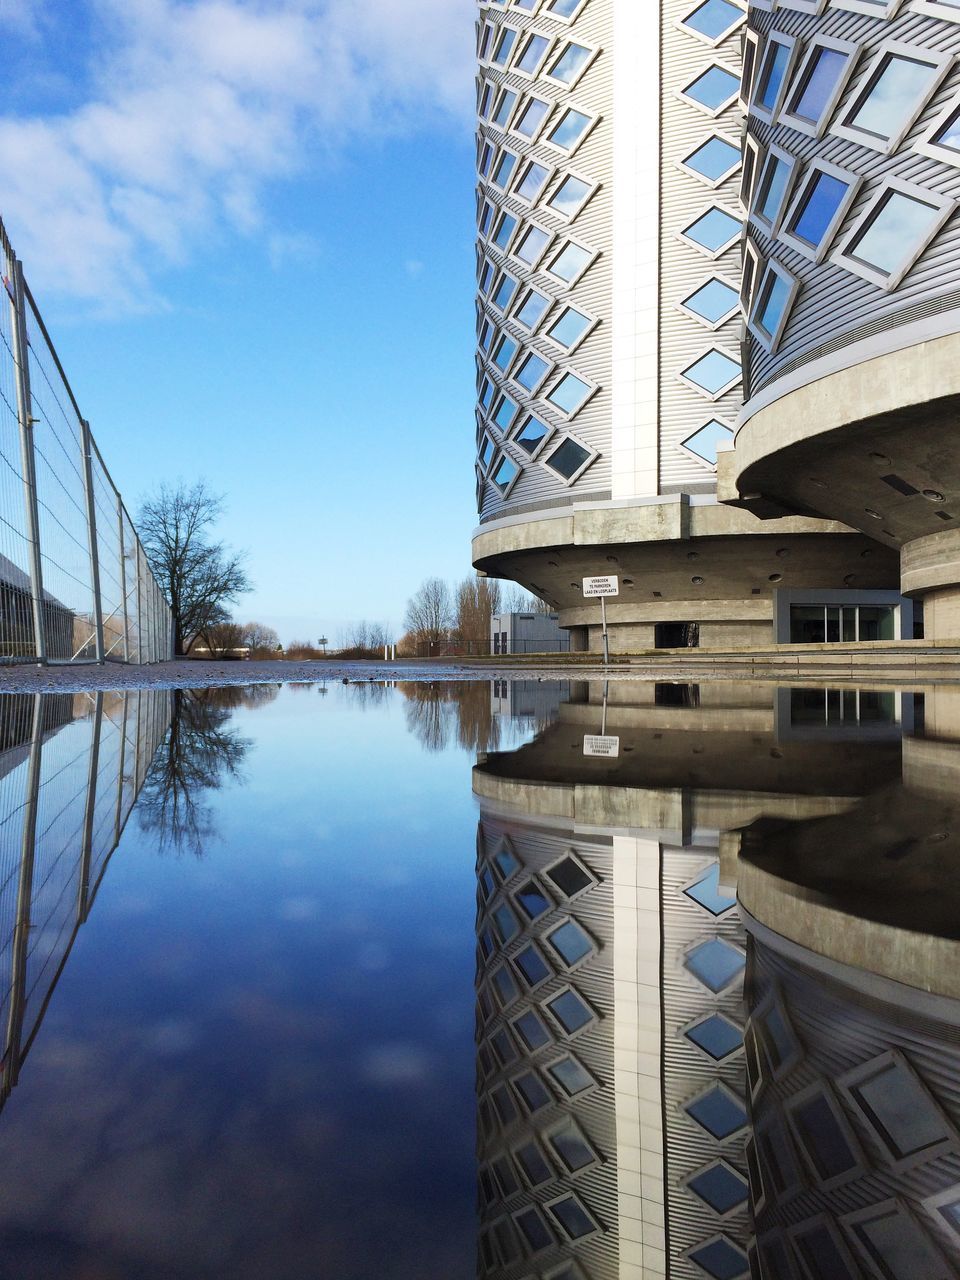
[583,681,620,757]
[582,576,619,665]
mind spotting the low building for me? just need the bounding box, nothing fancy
[491,611,570,655]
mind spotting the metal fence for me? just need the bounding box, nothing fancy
[0,689,171,1108]
[0,219,171,663]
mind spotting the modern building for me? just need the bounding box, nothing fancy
[471,678,906,1278]
[471,0,903,652]
[721,1,960,642]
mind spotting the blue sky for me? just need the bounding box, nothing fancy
[0,0,479,643]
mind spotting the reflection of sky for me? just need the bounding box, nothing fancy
[0,686,501,1279]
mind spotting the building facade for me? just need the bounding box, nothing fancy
[471,0,902,651]
[722,0,960,642]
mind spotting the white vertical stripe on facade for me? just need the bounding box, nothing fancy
[611,2,662,501]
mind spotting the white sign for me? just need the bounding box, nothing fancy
[583,735,621,758]
[582,575,619,598]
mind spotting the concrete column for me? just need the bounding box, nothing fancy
[901,527,960,641]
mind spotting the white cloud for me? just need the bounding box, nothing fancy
[0,0,475,308]
[404,258,425,278]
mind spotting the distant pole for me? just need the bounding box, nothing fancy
[601,596,609,666]
[10,261,46,665]
[80,420,105,663]
[392,644,396,661]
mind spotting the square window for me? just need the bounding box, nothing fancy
[680,0,745,44]
[789,1216,859,1280]
[546,307,594,351]
[681,277,739,328]
[514,352,551,393]
[492,26,519,66]
[515,159,551,203]
[780,163,858,262]
[546,1194,599,1240]
[479,377,495,411]
[478,81,494,119]
[513,1205,553,1254]
[493,394,519,432]
[479,433,496,471]
[492,149,517,190]
[687,1162,749,1215]
[492,1215,523,1265]
[750,260,800,353]
[479,140,494,178]
[512,1069,552,1114]
[479,200,494,237]
[490,1026,519,1066]
[755,992,802,1080]
[687,1235,750,1279]
[547,241,593,284]
[684,863,737,915]
[515,288,551,331]
[515,879,552,920]
[493,839,521,880]
[544,853,594,898]
[479,865,497,901]
[492,454,520,496]
[547,107,593,152]
[782,39,857,136]
[479,259,494,295]
[684,1083,749,1140]
[515,32,552,76]
[514,942,552,988]
[684,938,745,992]
[514,224,552,266]
[787,1083,864,1187]
[547,174,594,219]
[681,419,734,469]
[917,95,960,164]
[512,1007,552,1051]
[681,205,742,256]
[545,371,592,416]
[514,414,553,457]
[491,964,520,1008]
[740,134,761,212]
[924,1187,960,1244]
[544,435,594,482]
[491,1154,520,1197]
[752,146,797,231]
[493,273,518,311]
[834,179,955,291]
[753,35,798,118]
[680,348,741,399]
[546,0,586,16]
[682,64,741,114]
[682,134,741,186]
[547,40,594,88]
[514,1138,553,1186]
[544,986,596,1036]
[546,1054,594,1096]
[843,1200,952,1280]
[514,95,552,140]
[493,212,518,251]
[685,1012,743,1060]
[834,44,950,153]
[547,1120,596,1173]
[758,1119,803,1200]
[838,1050,958,1169]
[493,88,518,130]
[545,918,594,967]
[491,1081,519,1127]
[493,334,518,373]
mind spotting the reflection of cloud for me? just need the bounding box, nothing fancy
[277,895,321,922]
[361,1043,436,1087]
[356,942,390,973]
[146,1019,197,1056]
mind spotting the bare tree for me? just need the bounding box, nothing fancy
[139,481,251,656]
[502,583,553,615]
[404,578,453,647]
[200,619,245,658]
[242,620,280,656]
[455,574,502,650]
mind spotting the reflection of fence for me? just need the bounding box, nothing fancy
[0,690,171,1107]
[0,219,171,663]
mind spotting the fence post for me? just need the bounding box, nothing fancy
[136,545,144,662]
[10,262,47,664]
[80,420,105,663]
[77,692,103,924]
[116,496,130,662]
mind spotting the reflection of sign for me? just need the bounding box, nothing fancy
[584,735,620,758]
[582,575,619,598]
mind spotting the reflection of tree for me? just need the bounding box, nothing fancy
[399,682,503,754]
[136,686,270,856]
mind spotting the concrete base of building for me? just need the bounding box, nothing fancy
[902,527,960,641]
[473,499,901,650]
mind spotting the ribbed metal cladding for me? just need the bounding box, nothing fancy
[745,926,960,1276]
[474,0,614,522]
[742,5,960,413]
[659,0,744,492]
[475,812,619,1278]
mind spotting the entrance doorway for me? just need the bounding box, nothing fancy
[655,623,699,649]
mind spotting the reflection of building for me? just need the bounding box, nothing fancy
[721,4,960,641]
[470,0,902,652]
[491,612,569,656]
[472,680,904,1278]
[0,690,171,1108]
[733,692,960,1276]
